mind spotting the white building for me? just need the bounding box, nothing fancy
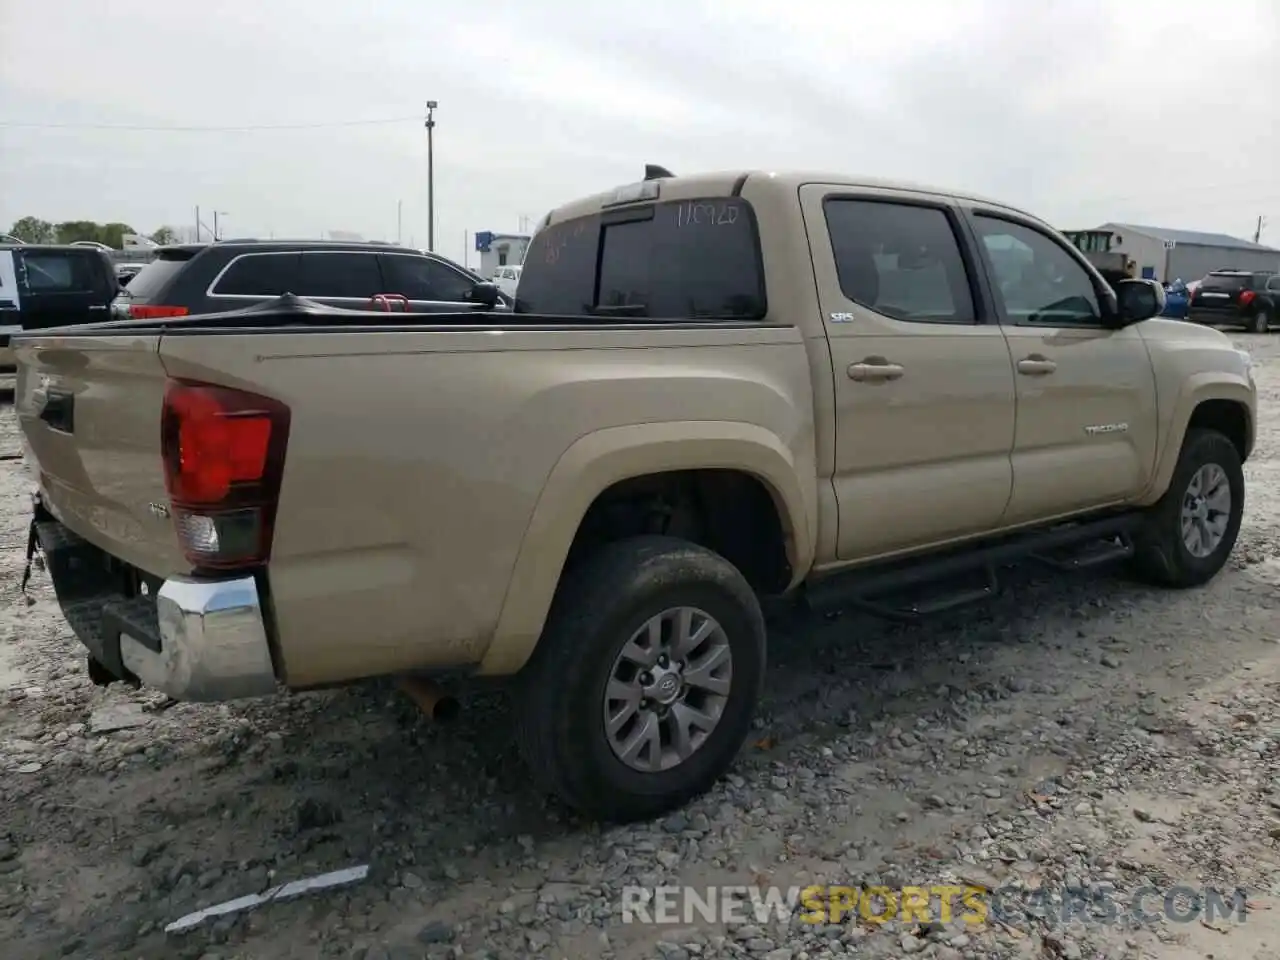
[474,231,531,279]
[1095,223,1280,284]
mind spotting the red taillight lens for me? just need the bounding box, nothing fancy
[1240,290,1257,307]
[161,380,290,571]
[130,304,189,319]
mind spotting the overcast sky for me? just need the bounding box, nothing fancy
[2,0,1277,266]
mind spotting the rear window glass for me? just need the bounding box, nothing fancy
[122,253,194,299]
[1201,273,1251,291]
[516,197,765,319]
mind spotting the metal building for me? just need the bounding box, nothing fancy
[1095,223,1280,284]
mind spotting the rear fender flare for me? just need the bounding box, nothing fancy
[476,421,815,675]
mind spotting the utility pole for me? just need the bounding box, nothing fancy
[425,100,437,252]
[195,206,201,242]
[213,211,227,241]
[1254,216,1267,244]
[397,200,403,245]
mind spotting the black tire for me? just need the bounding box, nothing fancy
[1250,306,1272,334]
[1130,428,1244,588]
[515,535,766,823]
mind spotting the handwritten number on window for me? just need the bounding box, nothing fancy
[675,202,741,228]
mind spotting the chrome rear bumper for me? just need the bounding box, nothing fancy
[32,501,279,702]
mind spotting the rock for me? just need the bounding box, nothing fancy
[294,798,342,831]
[400,872,425,890]
[525,929,550,950]
[88,703,149,734]
[16,762,42,774]
[416,920,453,944]
[899,932,927,954]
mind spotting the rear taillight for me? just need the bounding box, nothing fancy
[160,380,290,571]
[130,305,189,319]
[1240,290,1257,307]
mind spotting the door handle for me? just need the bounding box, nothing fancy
[1016,355,1057,376]
[848,358,905,382]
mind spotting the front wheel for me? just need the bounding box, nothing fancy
[1130,428,1244,587]
[515,536,766,822]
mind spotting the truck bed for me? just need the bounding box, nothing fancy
[12,296,817,689]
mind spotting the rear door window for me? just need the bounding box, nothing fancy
[296,252,383,299]
[211,253,298,296]
[517,197,766,319]
[824,199,977,323]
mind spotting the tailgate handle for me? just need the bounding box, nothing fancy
[39,390,75,433]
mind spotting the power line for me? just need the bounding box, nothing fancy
[0,115,419,132]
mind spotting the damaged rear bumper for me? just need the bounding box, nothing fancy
[30,495,278,701]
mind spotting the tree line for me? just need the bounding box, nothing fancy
[6,217,179,248]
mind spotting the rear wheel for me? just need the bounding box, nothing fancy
[1130,428,1244,587]
[515,536,765,822]
[1250,306,1272,333]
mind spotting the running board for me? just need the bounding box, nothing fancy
[804,513,1143,622]
[1028,533,1134,571]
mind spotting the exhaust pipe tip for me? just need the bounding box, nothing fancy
[397,677,461,723]
[430,695,461,723]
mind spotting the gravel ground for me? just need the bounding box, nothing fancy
[3,337,1280,960]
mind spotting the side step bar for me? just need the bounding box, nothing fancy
[803,513,1142,623]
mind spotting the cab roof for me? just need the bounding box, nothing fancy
[542,167,1026,227]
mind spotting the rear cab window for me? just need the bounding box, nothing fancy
[516,196,766,319]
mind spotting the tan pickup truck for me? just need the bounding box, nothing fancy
[13,168,1256,822]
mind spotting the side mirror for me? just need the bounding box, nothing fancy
[1114,278,1165,325]
[466,281,500,308]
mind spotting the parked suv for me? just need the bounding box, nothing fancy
[0,244,117,372]
[1187,270,1280,333]
[112,240,508,320]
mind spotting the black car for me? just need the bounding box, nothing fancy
[1187,269,1280,333]
[0,244,118,373]
[111,240,506,320]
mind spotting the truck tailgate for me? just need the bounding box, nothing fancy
[13,331,187,578]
